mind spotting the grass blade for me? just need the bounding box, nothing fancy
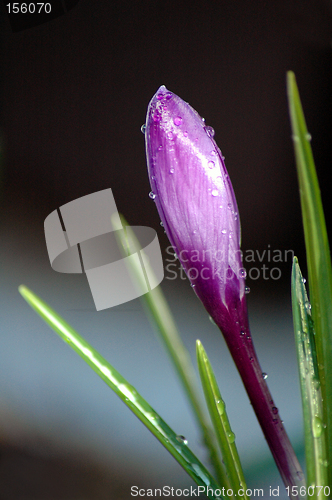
[196,340,250,500]
[113,215,227,487]
[19,285,227,499]
[291,258,328,496]
[287,71,332,485]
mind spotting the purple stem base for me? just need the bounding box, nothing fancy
[214,295,305,498]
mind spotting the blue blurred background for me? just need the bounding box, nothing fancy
[1,0,332,498]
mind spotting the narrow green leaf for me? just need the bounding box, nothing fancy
[113,215,227,487]
[196,340,250,500]
[19,285,226,500]
[291,258,328,496]
[287,71,332,486]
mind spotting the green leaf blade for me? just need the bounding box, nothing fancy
[196,340,250,500]
[113,216,226,486]
[287,71,332,487]
[291,259,328,497]
[19,285,226,500]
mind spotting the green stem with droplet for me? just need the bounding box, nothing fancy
[292,258,328,498]
[19,285,226,500]
[287,71,332,489]
[196,340,250,500]
[113,215,228,488]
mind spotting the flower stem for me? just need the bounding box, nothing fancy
[216,300,305,499]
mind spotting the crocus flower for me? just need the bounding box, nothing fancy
[144,86,304,495]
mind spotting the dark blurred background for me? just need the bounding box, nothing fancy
[1,1,332,498]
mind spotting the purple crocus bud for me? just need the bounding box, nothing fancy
[145,85,246,338]
[144,86,304,497]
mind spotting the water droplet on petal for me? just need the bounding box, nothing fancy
[190,283,196,288]
[208,161,215,169]
[239,269,247,279]
[209,316,217,326]
[160,221,164,227]
[158,145,163,151]
[176,435,188,445]
[202,117,205,122]
[221,229,227,234]
[205,126,215,137]
[245,286,250,294]
[183,131,188,137]
[210,150,217,156]
[141,124,146,134]
[272,407,278,415]
[306,133,312,141]
[227,203,232,210]
[262,372,268,380]
[174,116,182,126]
[212,190,218,197]
[302,277,306,284]
[240,330,245,336]
[167,131,174,140]
[149,191,156,200]
[169,168,174,174]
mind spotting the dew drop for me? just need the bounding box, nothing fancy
[205,126,215,137]
[272,407,278,415]
[141,124,146,134]
[302,277,306,284]
[208,161,215,169]
[262,372,268,380]
[149,191,156,200]
[216,399,225,415]
[169,168,174,174]
[221,229,227,234]
[227,203,232,210]
[212,189,219,197]
[160,221,164,227]
[174,116,182,126]
[183,131,188,137]
[209,316,217,326]
[306,133,312,141]
[319,458,329,467]
[296,471,304,481]
[245,286,250,294]
[193,230,197,234]
[190,283,196,288]
[292,135,300,142]
[240,330,245,336]
[158,145,163,151]
[249,357,254,362]
[176,435,188,445]
[312,415,324,438]
[210,150,217,156]
[227,431,235,443]
[273,418,278,424]
[239,269,247,279]
[305,301,312,313]
[167,131,174,140]
[202,117,205,122]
